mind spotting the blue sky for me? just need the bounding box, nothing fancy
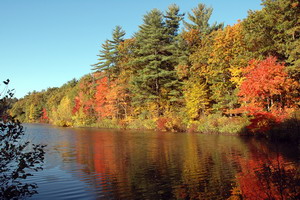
[0,0,262,98]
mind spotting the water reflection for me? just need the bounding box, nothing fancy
[25,125,299,199]
[230,138,300,199]
[70,129,251,199]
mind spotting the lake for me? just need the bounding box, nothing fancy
[24,124,299,199]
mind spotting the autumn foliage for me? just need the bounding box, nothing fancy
[9,1,300,137]
[40,108,49,123]
[94,76,110,119]
[238,56,299,132]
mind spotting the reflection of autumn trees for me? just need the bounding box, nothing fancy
[230,139,300,199]
[55,130,300,199]
[175,136,249,199]
[72,131,253,199]
[74,130,131,199]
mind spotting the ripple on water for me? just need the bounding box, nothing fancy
[22,125,300,200]
[29,167,96,200]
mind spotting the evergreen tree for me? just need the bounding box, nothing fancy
[164,4,185,67]
[92,26,126,79]
[183,3,223,35]
[164,4,185,108]
[92,40,114,72]
[130,9,182,117]
[164,4,184,37]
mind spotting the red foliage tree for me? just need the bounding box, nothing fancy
[238,56,299,132]
[72,96,81,114]
[40,108,49,123]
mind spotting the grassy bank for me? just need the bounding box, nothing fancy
[71,112,300,144]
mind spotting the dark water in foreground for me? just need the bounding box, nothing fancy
[24,124,299,200]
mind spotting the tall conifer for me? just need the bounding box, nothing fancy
[92,26,125,79]
[183,3,223,35]
[130,8,183,116]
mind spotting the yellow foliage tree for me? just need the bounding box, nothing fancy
[185,30,216,117]
[52,96,73,127]
[72,107,90,127]
[207,22,250,113]
[184,80,209,120]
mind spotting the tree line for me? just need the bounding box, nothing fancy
[10,0,300,137]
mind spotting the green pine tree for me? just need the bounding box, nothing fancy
[183,3,223,35]
[130,8,183,117]
[92,40,114,72]
[165,4,184,37]
[92,26,126,79]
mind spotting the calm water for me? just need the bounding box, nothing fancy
[23,124,299,200]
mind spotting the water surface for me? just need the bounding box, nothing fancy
[24,124,299,199]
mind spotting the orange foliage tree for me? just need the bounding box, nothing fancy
[238,56,299,132]
[94,76,116,119]
[94,76,130,120]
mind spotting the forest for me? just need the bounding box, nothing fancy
[10,0,300,140]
